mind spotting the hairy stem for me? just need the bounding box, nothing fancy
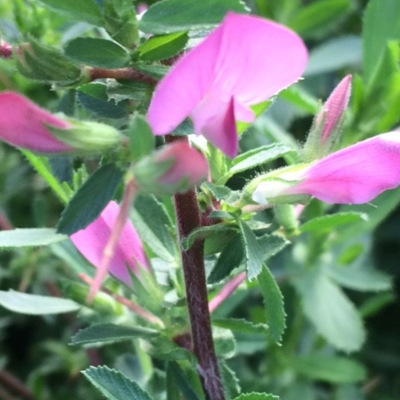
[167,136,225,400]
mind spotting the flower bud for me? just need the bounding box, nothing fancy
[303,75,352,161]
[134,141,208,195]
[0,91,121,154]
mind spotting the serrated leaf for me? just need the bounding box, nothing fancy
[257,266,286,344]
[83,366,154,400]
[137,32,188,61]
[208,234,244,283]
[238,221,264,280]
[214,327,236,359]
[295,270,365,351]
[257,234,289,262]
[220,361,241,400]
[140,0,249,34]
[57,164,122,235]
[363,0,400,86]
[300,212,368,233]
[0,228,67,248]
[291,355,367,383]
[34,0,103,26]
[0,290,80,315]
[167,363,202,400]
[70,323,159,345]
[231,144,294,176]
[233,393,279,400]
[212,318,269,335]
[131,195,176,262]
[64,38,130,68]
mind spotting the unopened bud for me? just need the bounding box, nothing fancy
[134,141,208,195]
[303,75,352,161]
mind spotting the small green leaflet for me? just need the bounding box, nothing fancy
[70,323,159,345]
[83,366,154,400]
[232,393,280,400]
[0,228,67,248]
[0,290,80,315]
[299,212,368,233]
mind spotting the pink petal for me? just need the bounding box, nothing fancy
[0,91,74,153]
[71,201,148,285]
[288,131,400,204]
[147,12,308,157]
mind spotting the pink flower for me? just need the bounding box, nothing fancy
[253,131,400,204]
[0,91,74,153]
[71,201,148,286]
[147,12,308,158]
[134,141,208,194]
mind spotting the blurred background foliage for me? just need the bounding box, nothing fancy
[1,0,400,399]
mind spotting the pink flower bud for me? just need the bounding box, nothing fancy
[318,74,352,143]
[148,12,308,158]
[71,201,149,286]
[0,91,74,153]
[134,141,208,194]
[253,131,400,205]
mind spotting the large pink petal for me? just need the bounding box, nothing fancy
[0,92,74,153]
[71,201,148,285]
[213,12,308,105]
[288,131,400,204]
[147,13,308,157]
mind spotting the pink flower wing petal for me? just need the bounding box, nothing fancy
[213,13,308,105]
[71,201,147,285]
[0,92,73,153]
[289,132,400,204]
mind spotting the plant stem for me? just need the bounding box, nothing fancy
[167,136,225,400]
[88,67,158,85]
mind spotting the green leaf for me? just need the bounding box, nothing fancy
[137,32,188,62]
[295,270,365,352]
[238,221,264,280]
[257,234,289,262]
[300,212,368,233]
[0,228,67,248]
[64,38,130,68]
[279,84,319,114]
[305,35,362,76]
[291,355,367,383]
[233,393,279,400]
[140,0,249,34]
[326,264,392,292]
[57,164,123,235]
[83,366,154,400]
[226,143,294,179]
[167,363,202,400]
[127,114,156,162]
[34,0,103,26]
[77,83,130,119]
[131,195,176,262]
[183,224,236,252]
[212,318,269,335]
[0,290,80,315]
[70,323,159,345]
[258,266,286,344]
[288,0,353,39]
[363,0,400,86]
[220,361,241,400]
[208,234,244,283]
[213,327,236,359]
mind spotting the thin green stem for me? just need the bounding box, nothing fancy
[21,150,70,204]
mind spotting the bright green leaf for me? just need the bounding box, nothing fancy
[0,290,80,315]
[233,393,279,400]
[291,355,367,383]
[127,114,155,162]
[258,266,286,344]
[0,228,67,248]
[70,323,159,345]
[64,38,130,68]
[300,212,368,233]
[83,366,154,400]
[140,0,249,34]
